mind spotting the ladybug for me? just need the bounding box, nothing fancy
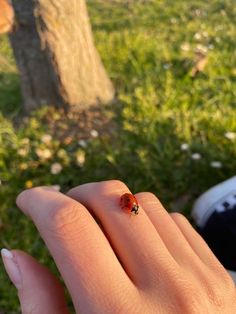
[120,193,139,215]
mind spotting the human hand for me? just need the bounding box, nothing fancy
[2,180,236,313]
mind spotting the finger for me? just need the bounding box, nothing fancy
[1,249,69,314]
[170,212,228,271]
[135,192,211,268]
[67,180,177,287]
[16,187,133,313]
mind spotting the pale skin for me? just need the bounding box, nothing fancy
[2,180,236,313]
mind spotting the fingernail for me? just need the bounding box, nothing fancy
[1,248,22,289]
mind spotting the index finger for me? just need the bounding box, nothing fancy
[16,187,134,313]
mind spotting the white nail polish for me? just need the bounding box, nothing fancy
[1,248,22,289]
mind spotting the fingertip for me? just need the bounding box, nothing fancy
[8,249,70,314]
[1,248,22,290]
[16,186,60,211]
[16,187,38,214]
[16,190,27,208]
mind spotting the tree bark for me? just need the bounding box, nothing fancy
[9,0,114,112]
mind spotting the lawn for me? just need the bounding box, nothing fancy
[0,0,236,312]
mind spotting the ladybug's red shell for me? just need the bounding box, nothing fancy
[120,193,139,215]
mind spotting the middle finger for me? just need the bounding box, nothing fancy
[67,180,178,287]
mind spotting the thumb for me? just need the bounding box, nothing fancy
[1,249,69,314]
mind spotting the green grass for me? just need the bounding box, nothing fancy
[1,0,236,311]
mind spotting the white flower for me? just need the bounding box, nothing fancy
[36,148,52,160]
[195,44,208,54]
[194,9,201,16]
[225,132,236,140]
[181,42,190,52]
[90,129,99,138]
[191,153,202,160]
[202,31,209,38]
[170,18,177,24]
[19,162,28,170]
[41,134,52,144]
[163,63,171,70]
[215,25,223,31]
[78,139,87,148]
[18,147,29,156]
[50,163,62,175]
[194,32,202,40]
[57,149,68,159]
[180,143,189,151]
[76,150,86,166]
[210,161,222,168]
[21,138,30,145]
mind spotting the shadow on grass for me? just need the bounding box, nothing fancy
[0,96,234,313]
[0,71,22,118]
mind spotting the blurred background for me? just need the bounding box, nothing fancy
[0,0,236,312]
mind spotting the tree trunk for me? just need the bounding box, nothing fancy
[9,0,114,112]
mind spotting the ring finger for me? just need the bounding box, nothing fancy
[135,192,222,270]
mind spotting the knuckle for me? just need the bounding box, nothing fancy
[223,272,236,292]
[204,272,235,308]
[209,292,225,309]
[175,285,203,314]
[201,278,224,309]
[175,274,233,313]
[46,200,83,236]
[165,272,208,314]
[98,179,128,195]
[212,265,236,292]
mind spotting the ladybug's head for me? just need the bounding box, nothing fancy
[131,204,139,215]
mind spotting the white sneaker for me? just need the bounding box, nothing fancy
[191,176,236,228]
[191,176,236,282]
